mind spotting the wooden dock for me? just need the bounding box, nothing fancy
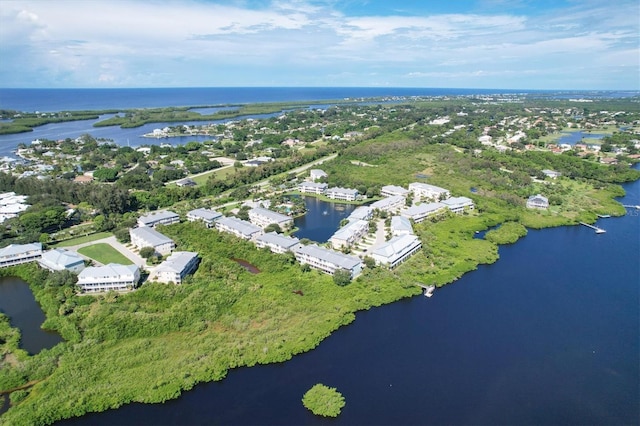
[415,283,436,297]
[580,222,606,234]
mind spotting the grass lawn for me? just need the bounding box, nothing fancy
[54,232,113,248]
[77,243,133,265]
[192,165,235,185]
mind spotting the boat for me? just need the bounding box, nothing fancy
[597,214,611,218]
[595,228,606,234]
[424,285,435,298]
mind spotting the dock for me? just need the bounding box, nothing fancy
[415,283,436,298]
[580,222,606,234]
[622,204,640,210]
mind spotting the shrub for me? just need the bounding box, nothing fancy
[302,384,345,417]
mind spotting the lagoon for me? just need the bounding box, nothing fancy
[0,276,63,355]
[293,196,356,243]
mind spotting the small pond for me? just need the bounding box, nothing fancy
[293,196,356,243]
[231,259,261,274]
[0,276,63,355]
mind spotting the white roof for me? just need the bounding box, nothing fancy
[348,206,373,221]
[403,202,446,216]
[39,248,84,269]
[390,216,413,234]
[409,182,449,193]
[0,243,42,257]
[370,195,404,210]
[381,185,409,195]
[327,187,358,196]
[250,207,291,223]
[371,234,422,263]
[216,216,262,237]
[256,232,300,249]
[138,210,179,226]
[78,263,138,279]
[154,251,198,274]
[331,219,368,241]
[187,208,222,221]
[130,226,174,246]
[294,244,361,270]
[441,196,473,208]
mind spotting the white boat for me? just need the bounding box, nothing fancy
[424,285,435,298]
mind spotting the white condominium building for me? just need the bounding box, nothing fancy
[408,182,450,202]
[215,216,263,240]
[137,210,180,228]
[298,182,328,195]
[370,195,406,214]
[293,244,362,278]
[329,219,369,249]
[186,208,222,227]
[380,185,409,198]
[150,251,199,284]
[248,207,293,230]
[255,232,301,254]
[130,226,176,255]
[326,187,359,202]
[370,234,422,269]
[0,243,42,268]
[441,197,475,214]
[401,202,447,223]
[77,263,140,293]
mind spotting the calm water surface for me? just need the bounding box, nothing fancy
[0,276,63,354]
[293,196,356,243]
[58,177,640,425]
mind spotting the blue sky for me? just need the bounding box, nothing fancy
[0,0,638,89]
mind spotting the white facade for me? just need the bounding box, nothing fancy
[0,243,42,268]
[370,234,422,269]
[293,244,362,278]
[137,210,180,228]
[370,195,406,214]
[77,263,140,293]
[255,232,300,254]
[441,197,475,214]
[298,182,328,195]
[347,206,373,222]
[409,182,450,202]
[38,248,85,273]
[186,208,222,227]
[380,185,409,198]
[401,202,447,223]
[326,187,359,201]
[215,216,263,240]
[130,227,176,255]
[390,216,414,236]
[150,251,199,284]
[329,219,369,249]
[248,207,293,230]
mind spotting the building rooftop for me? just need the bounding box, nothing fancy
[130,226,174,246]
[403,202,446,216]
[138,210,179,226]
[216,216,262,236]
[250,207,291,223]
[0,242,42,257]
[256,232,300,248]
[187,208,222,222]
[78,263,138,279]
[39,248,84,269]
[293,244,361,270]
[154,251,198,274]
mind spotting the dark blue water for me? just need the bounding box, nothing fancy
[0,276,63,355]
[56,176,640,426]
[0,87,539,112]
[293,197,356,243]
[557,131,606,145]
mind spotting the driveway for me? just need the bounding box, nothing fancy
[63,235,149,269]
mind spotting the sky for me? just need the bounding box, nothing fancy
[0,0,638,90]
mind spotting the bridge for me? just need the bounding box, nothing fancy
[579,222,606,234]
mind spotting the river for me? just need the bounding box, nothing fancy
[56,175,639,425]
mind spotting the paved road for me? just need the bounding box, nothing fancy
[63,236,149,269]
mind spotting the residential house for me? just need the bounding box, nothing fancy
[150,251,199,284]
[542,169,562,179]
[137,210,180,228]
[255,232,300,254]
[215,216,263,240]
[408,182,450,202]
[77,263,140,293]
[329,219,369,249]
[176,178,197,187]
[293,244,362,278]
[380,185,409,198]
[298,182,328,195]
[370,234,422,269]
[187,208,222,227]
[0,243,42,268]
[401,202,446,223]
[248,207,293,230]
[129,226,176,255]
[526,194,549,209]
[326,187,359,202]
[441,197,475,214]
[38,248,85,273]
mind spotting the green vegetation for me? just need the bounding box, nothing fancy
[77,243,133,265]
[484,222,528,245]
[302,384,346,417]
[1,96,639,425]
[53,232,113,248]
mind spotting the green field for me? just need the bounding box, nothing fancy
[53,232,113,248]
[77,243,133,265]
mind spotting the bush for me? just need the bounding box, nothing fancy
[302,383,345,417]
[333,269,352,287]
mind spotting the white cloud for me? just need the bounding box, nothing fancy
[0,0,637,88]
